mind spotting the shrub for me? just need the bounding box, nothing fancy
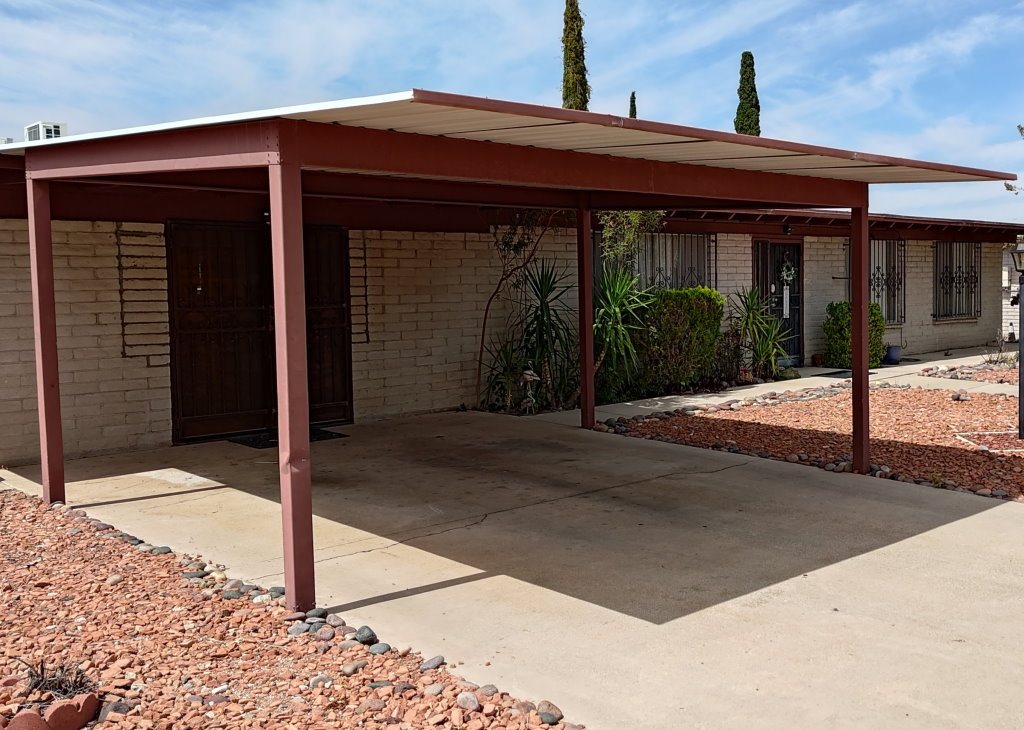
[822,301,885,368]
[637,287,725,391]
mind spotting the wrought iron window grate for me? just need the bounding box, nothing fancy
[869,239,906,325]
[594,232,718,289]
[933,241,982,320]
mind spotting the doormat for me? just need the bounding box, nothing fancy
[228,428,348,450]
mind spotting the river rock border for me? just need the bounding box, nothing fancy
[593,381,1016,501]
[3,495,580,729]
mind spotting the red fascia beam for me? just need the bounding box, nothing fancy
[278,119,866,208]
[24,122,281,179]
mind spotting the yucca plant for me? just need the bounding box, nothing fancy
[728,287,790,381]
[482,334,527,413]
[593,265,652,375]
[520,260,575,409]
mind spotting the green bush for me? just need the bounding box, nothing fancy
[822,301,886,368]
[637,287,725,391]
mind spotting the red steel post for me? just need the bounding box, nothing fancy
[851,202,870,473]
[27,178,65,503]
[268,162,316,611]
[577,204,595,428]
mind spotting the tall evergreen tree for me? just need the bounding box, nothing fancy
[628,91,637,119]
[562,0,590,111]
[734,50,761,136]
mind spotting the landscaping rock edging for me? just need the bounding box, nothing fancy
[594,381,1019,501]
[1,490,582,729]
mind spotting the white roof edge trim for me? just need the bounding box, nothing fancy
[0,90,417,156]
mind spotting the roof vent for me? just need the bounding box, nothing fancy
[24,122,68,142]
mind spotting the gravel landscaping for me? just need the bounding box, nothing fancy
[0,488,580,729]
[921,362,1019,385]
[596,383,1024,499]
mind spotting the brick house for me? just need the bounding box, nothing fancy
[630,210,1024,365]
[0,90,1013,607]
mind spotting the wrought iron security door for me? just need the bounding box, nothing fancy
[168,222,353,442]
[754,239,802,367]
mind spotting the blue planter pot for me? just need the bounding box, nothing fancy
[883,345,902,365]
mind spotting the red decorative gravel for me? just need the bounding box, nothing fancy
[0,489,579,730]
[629,389,1024,497]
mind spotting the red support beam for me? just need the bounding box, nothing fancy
[268,162,316,611]
[851,202,870,473]
[24,122,279,179]
[577,204,595,429]
[27,179,65,503]
[281,119,868,209]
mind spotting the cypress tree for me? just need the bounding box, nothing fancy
[562,0,590,111]
[628,91,637,118]
[734,50,761,136]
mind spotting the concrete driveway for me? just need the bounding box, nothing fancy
[5,411,1024,729]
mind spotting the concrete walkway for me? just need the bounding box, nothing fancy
[533,344,1019,426]
[5,411,1024,729]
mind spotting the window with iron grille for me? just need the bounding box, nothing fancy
[869,239,906,325]
[594,232,717,289]
[933,241,982,320]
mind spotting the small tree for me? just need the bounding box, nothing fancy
[562,0,590,111]
[734,50,761,136]
[628,91,637,119]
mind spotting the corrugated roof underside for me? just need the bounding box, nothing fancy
[283,102,993,183]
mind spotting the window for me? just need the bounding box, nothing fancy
[595,232,718,289]
[933,241,982,320]
[636,232,718,289]
[869,239,906,325]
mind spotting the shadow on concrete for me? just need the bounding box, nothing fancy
[12,412,1002,624]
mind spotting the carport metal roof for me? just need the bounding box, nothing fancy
[0,88,1014,185]
[6,89,1016,613]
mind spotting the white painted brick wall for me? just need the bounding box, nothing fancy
[0,219,171,466]
[348,228,578,419]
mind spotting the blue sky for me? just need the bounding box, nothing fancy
[2,0,1023,221]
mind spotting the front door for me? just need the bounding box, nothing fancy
[754,239,802,367]
[168,221,353,442]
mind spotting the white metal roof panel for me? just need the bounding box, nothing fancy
[0,88,1014,185]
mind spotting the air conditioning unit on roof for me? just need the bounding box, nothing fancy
[0,137,13,145]
[24,122,67,142]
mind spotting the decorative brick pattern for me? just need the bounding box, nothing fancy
[115,222,170,361]
[0,219,171,466]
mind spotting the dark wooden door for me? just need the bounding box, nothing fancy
[754,239,803,367]
[168,221,352,442]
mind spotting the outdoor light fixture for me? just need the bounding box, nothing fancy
[782,223,792,235]
[262,208,271,225]
[1014,241,1024,438]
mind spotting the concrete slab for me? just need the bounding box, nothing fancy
[5,411,1024,729]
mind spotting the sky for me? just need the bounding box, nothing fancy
[1,0,1023,222]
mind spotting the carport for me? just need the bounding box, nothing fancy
[0,89,1013,610]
